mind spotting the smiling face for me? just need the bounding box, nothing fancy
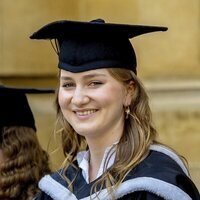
[58,69,131,142]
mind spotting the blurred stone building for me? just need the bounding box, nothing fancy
[0,0,199,189]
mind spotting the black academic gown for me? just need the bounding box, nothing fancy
[34,145,200,200]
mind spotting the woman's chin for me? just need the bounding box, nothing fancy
[74,126,98,138]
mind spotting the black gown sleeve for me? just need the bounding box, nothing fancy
[176,174,200,200]
[119,191,165,200]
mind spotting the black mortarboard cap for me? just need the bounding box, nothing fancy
[0,85,54,132]
[30,19,168,74]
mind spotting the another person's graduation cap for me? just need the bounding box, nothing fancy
[30,19,168,74]
[0,85,54,133]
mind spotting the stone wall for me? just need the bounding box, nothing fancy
[147,80,200,189]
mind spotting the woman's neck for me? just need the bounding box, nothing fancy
[88,148,105,182]
[86,138,119,182]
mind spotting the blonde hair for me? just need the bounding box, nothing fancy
[0,126,51,200]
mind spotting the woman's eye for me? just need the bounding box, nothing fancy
[89,81,102,87]
[62,82,75,88]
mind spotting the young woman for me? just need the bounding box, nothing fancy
[31,19,200,200]
[0,86,52,200]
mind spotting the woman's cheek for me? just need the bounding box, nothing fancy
[58,91,63,107]
[58,91,70,108]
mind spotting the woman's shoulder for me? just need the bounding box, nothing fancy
[33,170,65,200]
[133,144,189,177]
[149,144,189,174]
[121,144,200,200]
[34,165,80,200]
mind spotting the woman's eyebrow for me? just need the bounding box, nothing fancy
[82,73,106,79]
[60,76,72,80]
[60,73,106,80]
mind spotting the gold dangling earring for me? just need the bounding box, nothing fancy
[125,106,130,119]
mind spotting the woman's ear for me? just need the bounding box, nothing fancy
[124,80,135,106]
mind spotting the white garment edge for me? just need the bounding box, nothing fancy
[149,144,189,176]
[81,177,192,200]
[39,175,192,200]
[38,175,78,200]
[78,151,90,183]
[77,143,117,183]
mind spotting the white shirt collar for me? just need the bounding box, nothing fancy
[77,143,117,183]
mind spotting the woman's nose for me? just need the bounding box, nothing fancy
[71,87,89,106]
